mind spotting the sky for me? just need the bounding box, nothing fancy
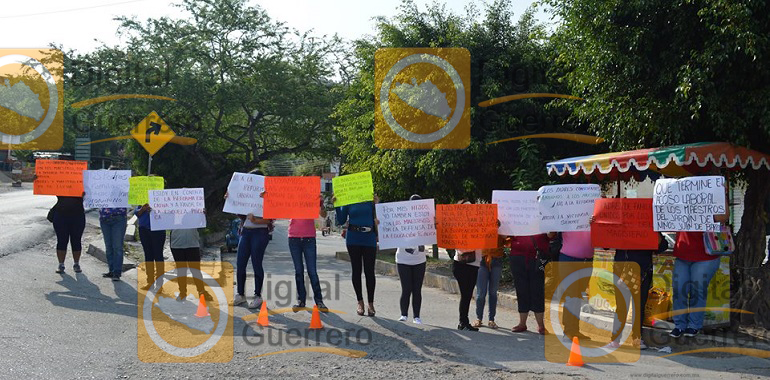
[0,0,547,52]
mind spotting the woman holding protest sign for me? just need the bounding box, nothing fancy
[553,229,594,341]
[509,233,552,335]
[473,234,508,329]
[136,202,166,290]
[448,199,483,331]
[334,193,379,317]
[34,173,86,274]
[287,198,329,312]
[396,194,428,324]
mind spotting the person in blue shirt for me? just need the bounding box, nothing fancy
[335,194,379,316]
[136,203,167,290]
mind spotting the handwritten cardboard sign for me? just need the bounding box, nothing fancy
[436,204,498,249]
[591,198,658,249]
[128,176,165,205]
[492,190,541,236]
[223,172,265,216]
[538,184,601,232]
[263,176,321,219]
[653,176,726,232]
[375,199,437,249]
[33,160,88,197]
[149,188,207,231]
[332,171,374,207]
[83,170,131,208]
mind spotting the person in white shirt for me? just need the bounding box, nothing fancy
[396,194,427,324]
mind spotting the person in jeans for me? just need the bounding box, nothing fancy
[136,203,166,290]
[288,199,328,312]
[234,212,272,309]
[99,207,128,281]
[669,229,724,338]
[473,234,507,329]
[396,194,427,324]
[51,195,86,274]
[335,194,378,316]
[553,230,594,341]
[169,228,209,301]
[510,233,552,335]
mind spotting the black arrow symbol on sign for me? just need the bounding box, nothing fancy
[146,122,162,143]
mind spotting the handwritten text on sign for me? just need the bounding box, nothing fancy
[128,176,164,205]
[538,184,601,232]
[149,188,207,231]
[375,199,437,249]
[223,173,265,216]
[653,176,726,232]
[492,190,541,236]
[332,171,374,207]
[436,204,498,249]
[591,198,658,249]
[83,170,131,208]
[33,160,88,197]
[263,176,321,219]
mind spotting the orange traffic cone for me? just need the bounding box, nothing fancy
[257,301,269,327]
[309,305,323,330]
[194,294,210,318]
[566,336,584,367]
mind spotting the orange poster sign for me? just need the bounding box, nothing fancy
[591,198,658,250]
[436,204,498,249]
[263,176,321,219]
[33,160,88,197]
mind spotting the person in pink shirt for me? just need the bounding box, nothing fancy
[551,230,594,341]
[288,199,328,312]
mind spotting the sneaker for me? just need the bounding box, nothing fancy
[248,296,263,309]
[112,276,121,282]
[683,328,699,337]
[73,263,82,273]
[413,317,422,325]
[669,328,683,338]
[458,323,479,332]
[317,302,329,313]
[639,339,648,350]
[102,272,113,278]
[398,315,408,322]
[607,340,621,349]
[292,301,306,312]
[55,264,65,274]
[233,294,247,306]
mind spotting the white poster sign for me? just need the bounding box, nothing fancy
[653,176,726,232]
[83,170,131,208]
[149,188,207,231]
[375,199,437,249]
[492,190,541,236]
[538,184,601,232]
[223,172,265,216]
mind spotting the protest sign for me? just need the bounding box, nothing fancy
[149,188,207,231]
[375,199,437,249]
[33,160,88,197]
[492,190,541,236]
[436,204,498,249]
[263,176,321,219]
[652,176,726,232]
[223,172,265,216]
[591,198,658,249]
[332,171,373,207]
[538,184,601,232]
[83,170,131,208]
[128,176,165,205]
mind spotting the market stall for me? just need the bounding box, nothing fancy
[545,142,770,328]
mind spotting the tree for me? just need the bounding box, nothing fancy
[65,0,346,215]
[546,0,770,326]
[335,0,597,203]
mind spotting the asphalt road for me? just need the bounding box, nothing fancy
[0,189,769,379]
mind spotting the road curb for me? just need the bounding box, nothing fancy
[86,242,137,272]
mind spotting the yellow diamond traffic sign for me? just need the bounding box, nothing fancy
[132,111,175,156]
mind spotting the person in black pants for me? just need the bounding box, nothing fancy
[51,195,86,274]
[335,194,379,316]
[510,233,552,335]
[395,194,428,324]
[452,249,481,331]
[136,204,166,290]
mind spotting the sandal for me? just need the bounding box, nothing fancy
[472,319,483,328]
[511,325,528,333]
[356,301,365,316]
[367,303,376,317]
[488,321,498,329]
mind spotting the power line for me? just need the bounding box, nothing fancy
[0,0,148,19]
